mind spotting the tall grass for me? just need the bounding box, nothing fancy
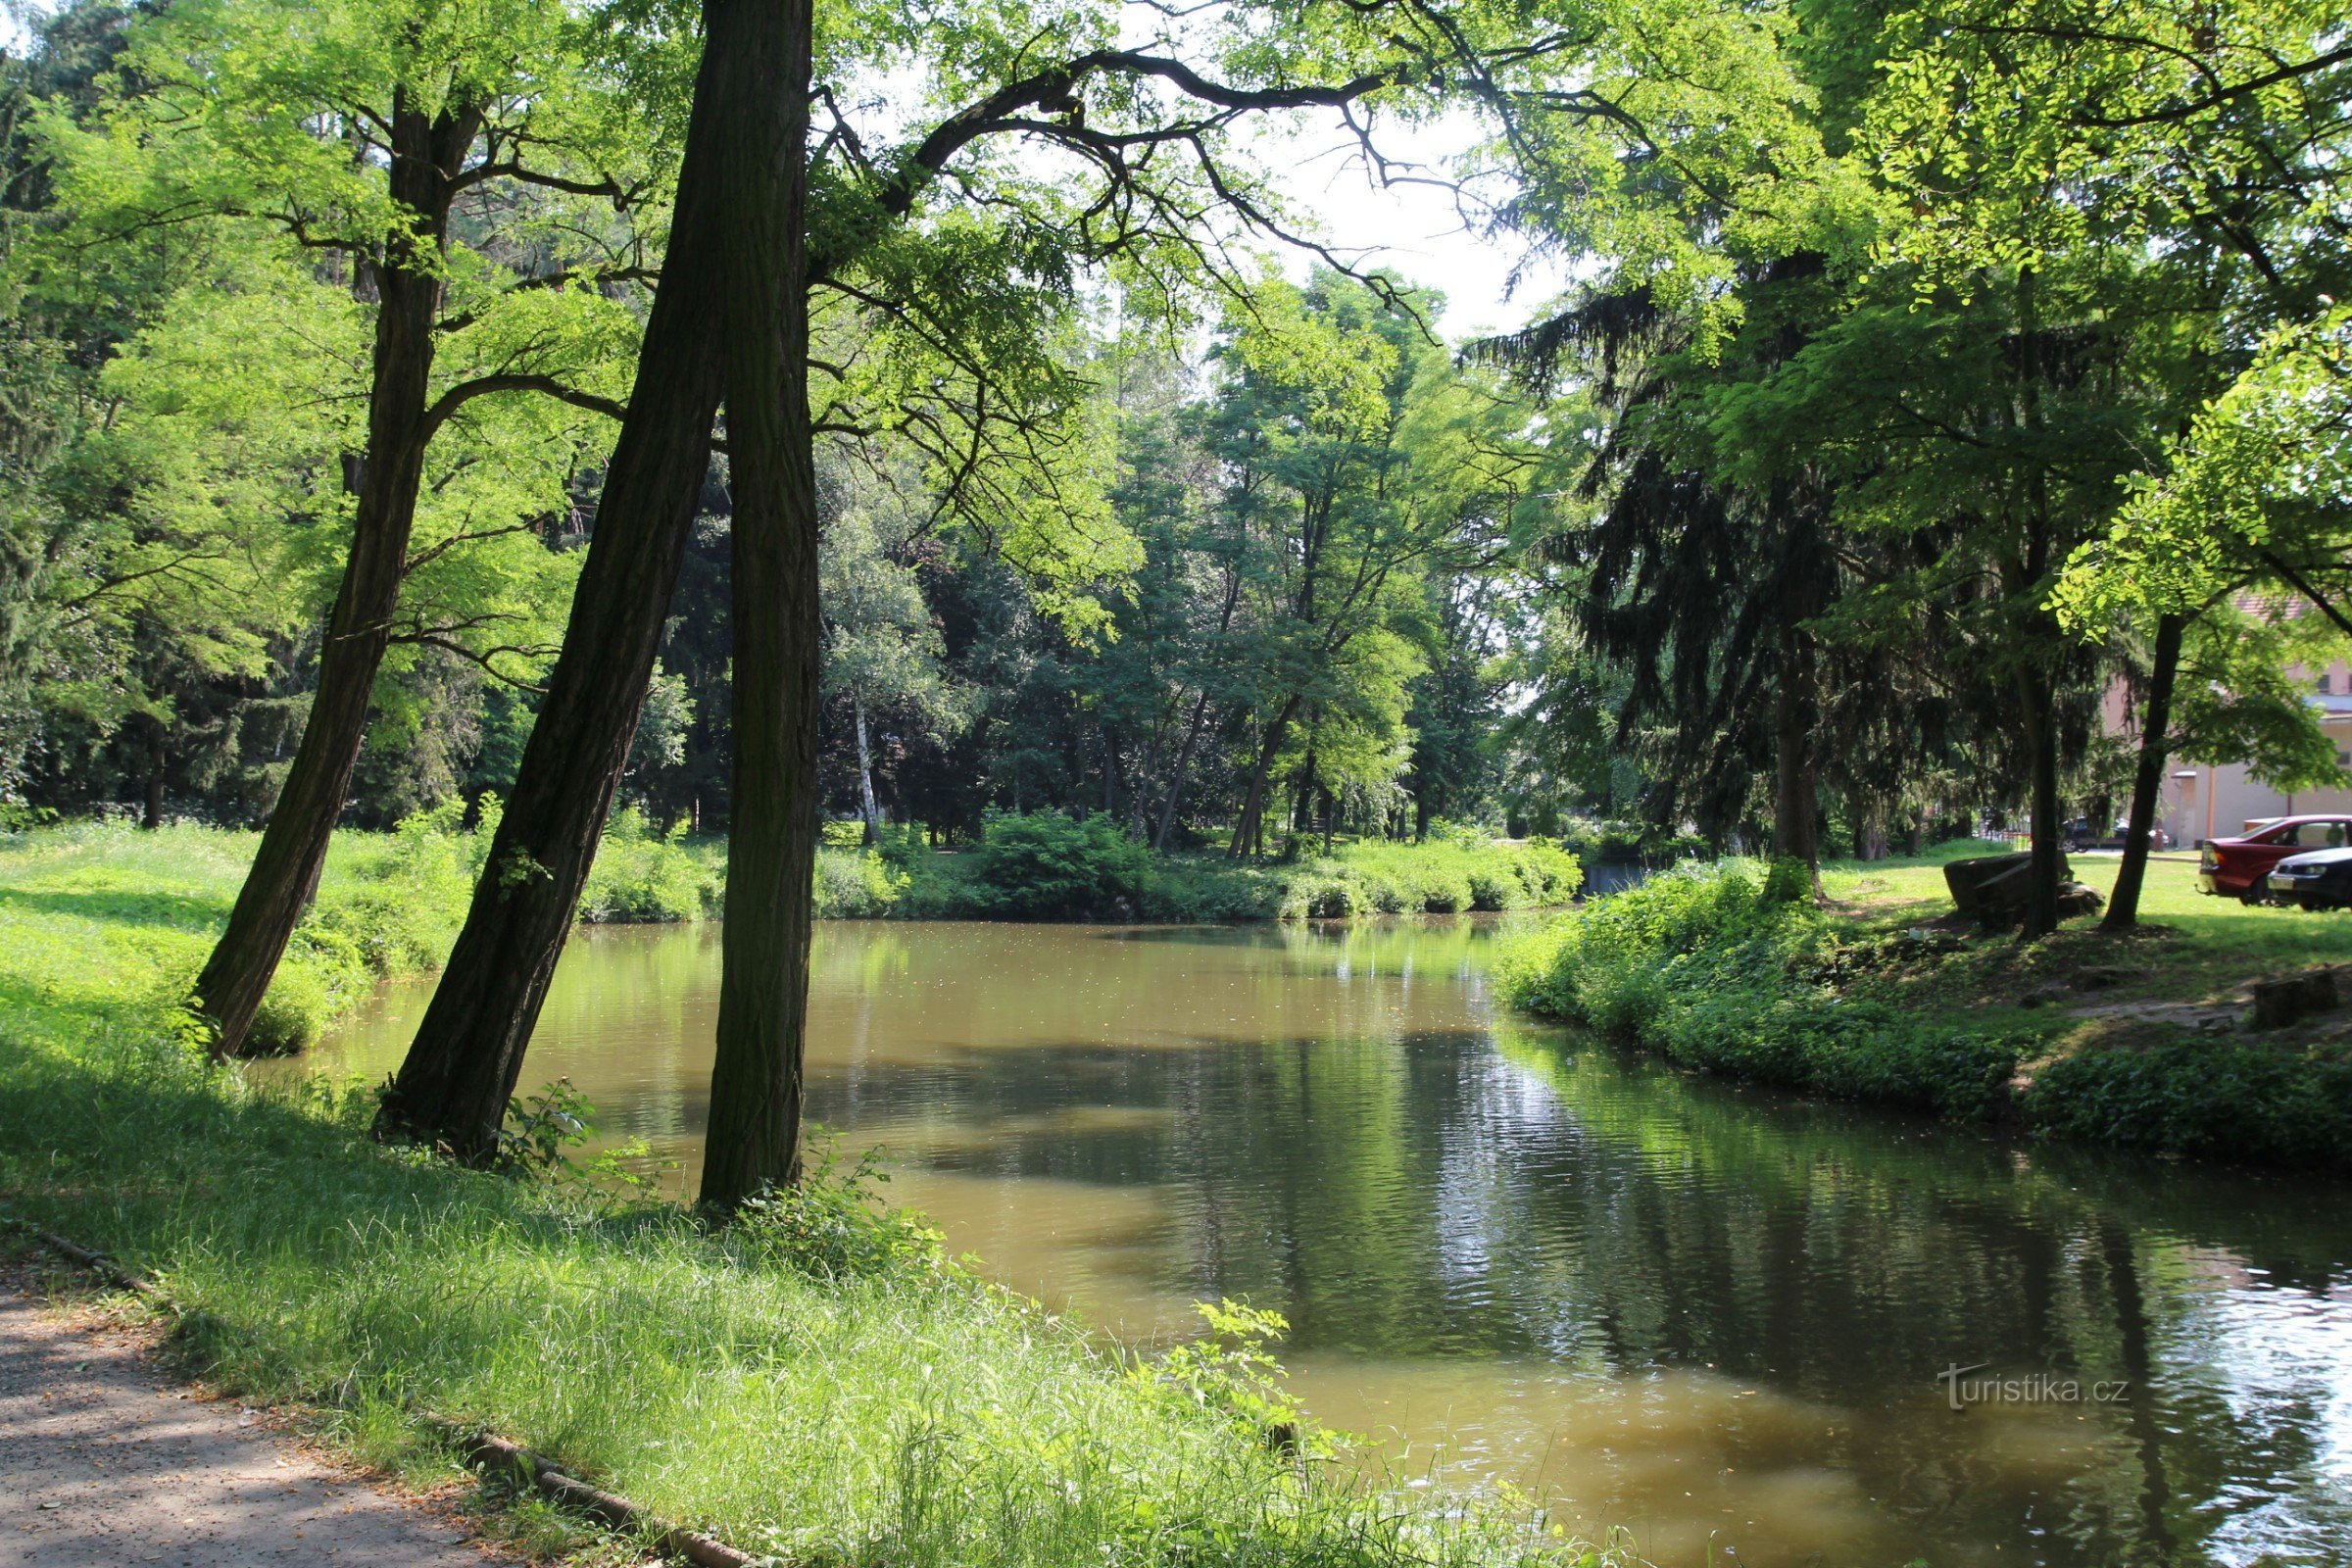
[0,1006,1614,1566]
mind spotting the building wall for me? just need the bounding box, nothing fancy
[2151,660,2352,844]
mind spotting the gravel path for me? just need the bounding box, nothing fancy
[0,1289,516,1567]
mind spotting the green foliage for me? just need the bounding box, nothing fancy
[2026,1039,2352,1173]
[1496,860,2022,1118]
[880,817,1579,924]
[810,848,907,918]
[578,808,716,923]
[966,812,1151,920]
[1131,1300,1303,1439]
[730,1136,946,1281]
[1276,840,1583,921]
[496,1077,597,1180]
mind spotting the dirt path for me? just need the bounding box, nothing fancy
[0,1289,517,1567]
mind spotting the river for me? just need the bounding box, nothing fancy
[304,917,2352,1568]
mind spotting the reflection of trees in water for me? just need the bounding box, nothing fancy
[517,920,2349,1567]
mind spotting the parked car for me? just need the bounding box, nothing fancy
[2201,815,2352,903]
[2267,846,2352,910]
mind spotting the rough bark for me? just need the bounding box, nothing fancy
[1770,612,1820,873]
[194,91,471,1058]
[2104,612,2183,932]
[373,48,734,1159]
[700,0,818,1211]
[2019,662,2063,939]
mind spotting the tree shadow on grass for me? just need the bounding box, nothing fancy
[0,884,229,934]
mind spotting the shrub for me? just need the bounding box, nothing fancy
[246,963,332,1055]
[1497,859,2019,1120]
[966,812,1149,920]
[1138,858,1283,922]
[1276,874,1355,920]
[2026,1038,2352,1172]
[579,808,713,922]
[811,849,905,918]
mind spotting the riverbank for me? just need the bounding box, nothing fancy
[1494,848,2352,1173]
[0,850,1610,1568]
[0,816,1580,1051]
[820,814,1583,922]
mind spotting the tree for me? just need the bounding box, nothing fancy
[819,459,968,840]
[380,0,1845,1196]
[39,0,667,1054]
[1865,0,2352,924]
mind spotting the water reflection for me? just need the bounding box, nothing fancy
[305,918,2352,1568]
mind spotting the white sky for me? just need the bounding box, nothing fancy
[1250,110,1569,344]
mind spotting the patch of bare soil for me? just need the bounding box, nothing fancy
[0,1277,521,1568]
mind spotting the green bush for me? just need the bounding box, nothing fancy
[2026,1038,2352,1172]
[579,808,714,922]
[966,812,1150,920]
[810,848,906,918]
[1139,858,1284,921]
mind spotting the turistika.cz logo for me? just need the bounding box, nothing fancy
[1936,1363,2131,1410]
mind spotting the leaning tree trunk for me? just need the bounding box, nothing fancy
[701,0,817,1211]
[194,93,461,1059]
[1152,690,1212,850]
[1227,696,1300,859]
[372,36,739,1161]
[2104,612,2183,932]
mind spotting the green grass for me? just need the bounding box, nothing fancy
[819,815,1584,924]
[1496,850,2352,1172]
[0,818,1622,1567]
[1818,847,2352,1005]
[0,811,717,1054]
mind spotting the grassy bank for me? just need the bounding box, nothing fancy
[0,811,718,1056]
[0,848,1612,1567]
[815,814,1583,922]
[0,814,1574,1055]
[1495,850,2352,1173]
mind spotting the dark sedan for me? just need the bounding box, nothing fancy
[2267,847,2352,910]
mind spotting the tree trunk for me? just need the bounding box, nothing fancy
[1228,696,1299,859]
[2104,612,2183,932]
[2019,663,2063,938]
[854,697,880,844]
[2014,266,2063,940]
[1153,571,1241,851]
[194,92,464,1059]
[141,713,166,830]
[700,0,817,1210]
[1770,614,1820,873]
[373,45,736,1160]
[1153,690,1212,851]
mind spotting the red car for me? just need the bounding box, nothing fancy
[2201,815,2352,903]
